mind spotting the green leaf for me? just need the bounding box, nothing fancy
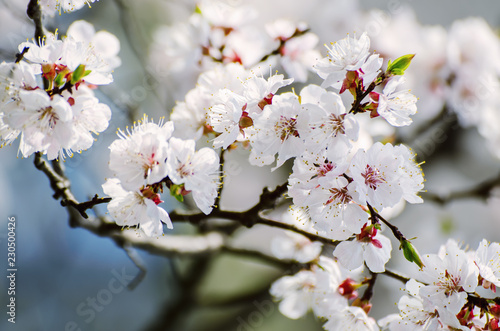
[400,239,425,269]
[71,64,87,85]
[54,72,65,87]
[170,184,184,202]
[387,54,415,76]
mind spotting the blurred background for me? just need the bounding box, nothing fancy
[1,0,500,330]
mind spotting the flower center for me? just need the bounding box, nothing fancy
[437,270,463,297]
[361,164,386,190]
[38,106,59,129]
[177,162,193,178]
[318,161,335,177]
[326,187,352,205]
[275,115,299,142]
[326,113,345,137]
[141,152,159,179]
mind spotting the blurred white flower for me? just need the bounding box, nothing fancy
[271,231,322,263]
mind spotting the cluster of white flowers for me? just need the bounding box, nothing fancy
[149,0,320,91]
[170,32,421,276]
[0,20,118,160]
[369,10,500,159]
[270,229,500,330]
[103,115,221,237]
[270,256,379,330]
[164,27,426,329]
[6,1,500,330]
[381,239,500,331]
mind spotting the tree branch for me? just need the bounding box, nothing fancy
[383,268,410,284]
[422,171,500,205]
[361,272,378,302]
[61,194,112,219]
[221,246,292,269]
[26,0,44,45]
[170,207,338,247]
[121,243,147,290]
[368,203,406,242]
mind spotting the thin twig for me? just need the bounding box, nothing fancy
[144,255,212,331]
[61,194,112,219]
[368,203,405,242]
[361,272,378,302]
[383,268,410,284]
[422,171,500,205]
[259,28,310,63]
[349,73,385,114]
[15,47,29,63]
[214,148,225,209]
[170,207,338,247]
[112,0,165,112]
[221,246,291,269]
[121,243,147,290]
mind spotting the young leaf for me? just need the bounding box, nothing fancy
[387,54,415,76]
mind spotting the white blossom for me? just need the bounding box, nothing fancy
[266,19,321,82]
[304,172,368,240]
[380,279,443,331]
[372,76,417,127]
[208,89,247,149]
[66,20,121,70]
[288,149,348,207]
[19,28,115,86]
[270,257,347,319]
[324,306,379,331]
[243,73,293,115]
[171,63,250,140]
[102,178,172,237]
[300,84,358,155]
[333,223,392,273]
[62,86,111,152]
[39,0,99,15]
[108,115,173,191]
[165,137,220,214]
[349,142,424,210]
[249,92,307,169]
[3,89,74,160]
[473,239,500,290]
[314,32,371,89]
[417,239,479,317]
